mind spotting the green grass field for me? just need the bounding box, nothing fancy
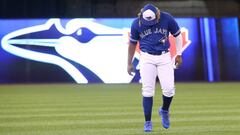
[0,83,240,135]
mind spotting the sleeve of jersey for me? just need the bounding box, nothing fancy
[168,15,181,37]
[175,33,183,55]
[129,21,139,45]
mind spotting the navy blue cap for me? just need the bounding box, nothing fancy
[140,4,158,26]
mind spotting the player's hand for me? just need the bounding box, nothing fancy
[175,55,182,68]
[127,63,135,76]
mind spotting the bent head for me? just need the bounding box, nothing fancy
[139,4,160,26]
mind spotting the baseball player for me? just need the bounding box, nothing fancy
[127,3,183,132]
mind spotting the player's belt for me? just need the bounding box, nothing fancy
[145,50,169,55]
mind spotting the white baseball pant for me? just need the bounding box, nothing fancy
[139,51,175,97]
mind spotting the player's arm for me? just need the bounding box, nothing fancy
[127,42,137,75]
[175,33,183,68]
[127,20,139,75]
[168,14,183,68]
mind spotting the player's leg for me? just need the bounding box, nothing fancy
[157,53,175,129]
[139,53,157,132]
[140,62,157,121]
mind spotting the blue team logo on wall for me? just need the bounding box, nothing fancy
[1,18,192,83]
[1,18,135,83]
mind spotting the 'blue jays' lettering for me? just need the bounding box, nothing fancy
[130,12,180,53]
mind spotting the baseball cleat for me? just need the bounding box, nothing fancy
[144,121,152,132]
[159,108,170,129]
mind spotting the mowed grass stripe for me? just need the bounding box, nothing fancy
[1,104,239,113]
[1,124,240,135]
[1,115,240,126]
[0,104,237,111]
[1,118,239,130]
[1,109,240,119]
[1,114,240,125]
[1,107,240,116]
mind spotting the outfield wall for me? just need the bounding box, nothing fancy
[0,17,239,83]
